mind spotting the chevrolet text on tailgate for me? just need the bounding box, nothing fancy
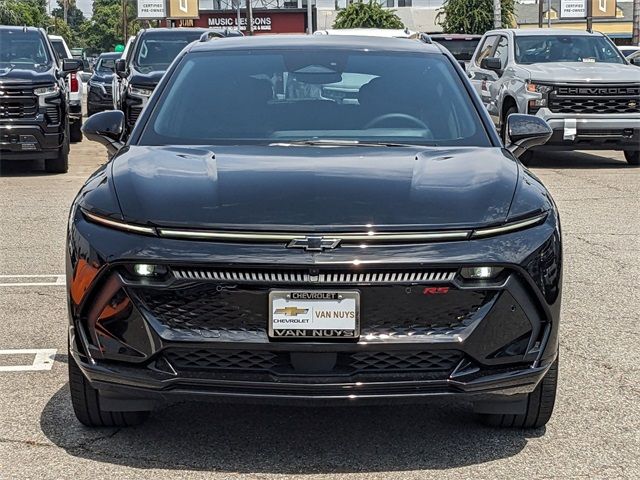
[73,35,561,429]
[467,28,640,165]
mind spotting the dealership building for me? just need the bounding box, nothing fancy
[172,0,636,39]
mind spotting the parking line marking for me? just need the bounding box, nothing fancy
[0,349,57,372]
[0,274,65,287]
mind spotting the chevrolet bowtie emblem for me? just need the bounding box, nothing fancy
[274,307,309,316]
[287,236,341,252]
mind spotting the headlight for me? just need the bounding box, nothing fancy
[526,82,553,94]
[89,80,106,94]
[82,210,156,235]
[128,85,153,97]
[471,212,548,239]
[34,84,59,96]
[459,266,504,280]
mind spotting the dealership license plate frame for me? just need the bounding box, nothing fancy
[268,290,360,340]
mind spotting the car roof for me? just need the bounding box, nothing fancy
[430,34,482,39]
[315,28,416,38]
[190,35,441,54]
[486,28,604,37]
[139,27,215,35]
[0,26,42,32]
[100,52,122,58]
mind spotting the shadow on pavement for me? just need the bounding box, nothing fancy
[0,159,54,177]
[41,384,543,473]
[527,150,630,169]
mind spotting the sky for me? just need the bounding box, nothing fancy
[77,0,93,17]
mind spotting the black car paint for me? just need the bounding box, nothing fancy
[87,52,120,115]
[70,36,561,412]
[0,27,71,161]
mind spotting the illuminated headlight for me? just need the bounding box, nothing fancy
[460,266,504,280]
[132,264,168,277]
[34,84,59,96]
[128,85,153,97]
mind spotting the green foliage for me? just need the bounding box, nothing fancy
[437,0,515,35]
[51,0,85,30]
[0,0,48,27]
[334,1,404,30]
[78,0,141,54]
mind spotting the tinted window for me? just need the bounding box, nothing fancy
[0,30,52,70]
[50,40,69,60]
[140,49,490,148]
[515,35,625,64]
[97,57,116,72]
[436,39,481,61]
[475,35,498,67]
[133,31,205,71]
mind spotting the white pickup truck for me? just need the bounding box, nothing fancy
[48,35,83,142]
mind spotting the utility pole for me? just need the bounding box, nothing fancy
[586,0,593,32]
[633,0,639,45]
[122,0,128,43]
[493,0,501,29]
[245,0,253,35]
[63,0,68,23]
[307,0,313,34]
[547,0,551,27]
[538,0,544,28]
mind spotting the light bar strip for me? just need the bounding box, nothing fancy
[471,212,548,239]
[83,211,156,235]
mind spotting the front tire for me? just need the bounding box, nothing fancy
[69,354,150,427]
[45,122,69,173]
[624,150,640,166]
[478,358,558,429]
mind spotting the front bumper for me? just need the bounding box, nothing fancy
[67,208,562,408]
[0,119,64,160]
[534,108,640,151]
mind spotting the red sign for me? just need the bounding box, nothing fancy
[185,9,307,34]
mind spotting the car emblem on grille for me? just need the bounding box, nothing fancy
[287,236,341,252]
[629,100,637,108]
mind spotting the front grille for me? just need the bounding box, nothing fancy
[164,348,463,377]
[0,85,37,119]
[548,84,640,114]
[127,106,143,125]
[131,281,494,340]
[173,267,457,284]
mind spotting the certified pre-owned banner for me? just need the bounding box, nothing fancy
[167,0,200,19]
[138,0,166,19]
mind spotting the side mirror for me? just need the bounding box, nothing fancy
[82,110,125,157]
[480,57,502,72]
[61,58,82,74]
[505,114,552,158]
[115,59,127,78]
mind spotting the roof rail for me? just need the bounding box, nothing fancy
[199,28,243,42]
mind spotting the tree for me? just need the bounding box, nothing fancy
[437,0,515,35]
[79,0,141,54]
[333,1,404,30]
[51,0,85,30]
[0,0,48,27]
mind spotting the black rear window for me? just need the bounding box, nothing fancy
[435,39,481,61]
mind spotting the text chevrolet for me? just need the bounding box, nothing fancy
[71,36,561,429]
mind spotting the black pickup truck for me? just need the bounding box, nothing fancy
[0,26,80,173]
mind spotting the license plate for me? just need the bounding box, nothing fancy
[269,290,359,339]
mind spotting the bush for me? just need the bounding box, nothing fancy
[437,0,515,35]
[334,1,404,30]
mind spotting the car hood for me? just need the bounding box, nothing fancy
[522,62,639,83]
[129,69,165,88]
[0,66,56,83]
[111,145,519,231]
[90,72,114,83]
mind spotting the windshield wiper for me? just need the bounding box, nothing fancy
[270,139,431,148]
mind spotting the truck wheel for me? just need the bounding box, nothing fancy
[45,123,69,173]
[69,353,150,427]
[70,119,83,143]
[624,151,640,166]
[477,358,558,429]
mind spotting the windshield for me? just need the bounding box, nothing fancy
[0,30,52,71]
[515,35,625,64]
[96,57,116,72]
[140,49,490,147]
[436,39,481,61]
[133,31,204,71]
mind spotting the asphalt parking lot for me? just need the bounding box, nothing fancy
[0,141,638,479]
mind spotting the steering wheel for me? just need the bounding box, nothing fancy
[364,113,428,130]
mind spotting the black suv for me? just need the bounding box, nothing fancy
[87,52,120,116]
[0,27,80,173]
[114,28,242,132]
